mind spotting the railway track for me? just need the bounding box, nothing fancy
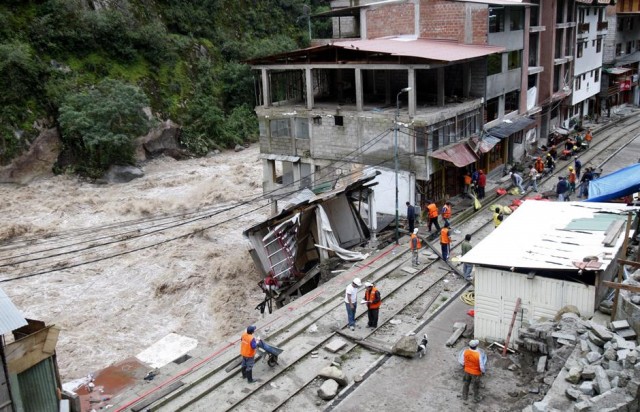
[121,111,640,412]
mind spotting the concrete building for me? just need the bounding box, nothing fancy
[601,2,640,113]
[460,201,635,344]
[249,0,542,214]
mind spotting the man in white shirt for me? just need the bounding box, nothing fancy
[344,278,361,331]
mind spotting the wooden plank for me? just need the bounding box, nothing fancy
[5,327,52,374]
[617,258,640,268]
[603,281,640,293]
[417,293,441,319]
[503,297,522,356]
[612,213,633,320]
[42,326,60,355]
[334,330,393,354]
[602,220,624,247]
[130,381,184,412]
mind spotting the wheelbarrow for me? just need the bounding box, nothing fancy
[257,339,284,367]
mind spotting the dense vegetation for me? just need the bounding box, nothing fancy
[0,0,328,176]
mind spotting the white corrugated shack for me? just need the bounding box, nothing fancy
[460,201,636,344]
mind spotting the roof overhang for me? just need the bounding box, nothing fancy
[452,0,537,5]
[575,0,615,4]
[0,287,27,335]
[486,115,536,139]
[431,141,479,167]
[615,51,640,65]
[607,67,633,75]
[311,0,404,18]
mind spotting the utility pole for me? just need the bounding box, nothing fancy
[395,87,412,245]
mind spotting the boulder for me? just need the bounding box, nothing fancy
[579,380,595,396]
[586,351,602,364]
[589,323,613,342]
[234,144,245,152]
[104,165,144,183]
[392,336,418,358]
[594,365,611,394]
[317,379,339,400]
[566,366,583,384]
[566,387,582,400]
[134,120,181,161]
[318,366,348,387]
[588,332,606,347]
[532,401,548,412]
[603,347,617,361]
[0,128,62,184]
[582,366,596,380]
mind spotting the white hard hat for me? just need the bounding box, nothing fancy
[364,281,373,287]
[353,278,362,287]
[413,228,419,234]
[469,339,479,348]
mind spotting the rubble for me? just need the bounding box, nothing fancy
[519,315,640,411]
[317,379,339,400]
[318,366,348,387]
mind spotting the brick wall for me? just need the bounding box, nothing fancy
[419,1,487,45]
[366,3,415,39]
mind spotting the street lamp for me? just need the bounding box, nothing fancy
[395,86,412,245]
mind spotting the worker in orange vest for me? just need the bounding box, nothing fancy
[568,166,577,194]
[240,325,261,383]
[458,339,487,403]
[426,200,440,233]
[534,157,545,174]
[362,281,382,328]
[441,201,452,227]
[463,172,472,198]
[440,222,452,261]
[410,228,422,266]
[584,128,592,145]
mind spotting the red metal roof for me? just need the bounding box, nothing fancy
[332,37,505,63]
[431,142,479,167]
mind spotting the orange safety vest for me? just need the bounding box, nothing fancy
[585,131,592,142]
[365,287,381,309]
[463,349,482,376]
[443,205,452,219]
[410,233,422,250]
[240,332,256,358]
[535,160,545,173]
[568,171,576,183]
[440,227,450,244]
[464,175,472,185]
[427,203,438,218]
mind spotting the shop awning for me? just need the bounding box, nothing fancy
[486,116,536,140]
[478,136,501,153]
[431,142,478,167]
[615,51,640,65]
[607,67,632,75]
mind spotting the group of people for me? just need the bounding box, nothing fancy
[462,169,487,199]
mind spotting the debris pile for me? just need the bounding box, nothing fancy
[519,313,640,411]
[317,362,348,400]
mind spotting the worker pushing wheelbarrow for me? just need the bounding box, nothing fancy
[257,339,284,367]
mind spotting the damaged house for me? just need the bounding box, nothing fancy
[243,170,380,310]
[460,201,638,344]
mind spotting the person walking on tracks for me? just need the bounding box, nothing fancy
[461,234,474,281]
[410,228,422,266]
[345,278,361,331]
[362,282,381,328]
[406,201,416,234]
[477,170,486,199]
[426,200,441,234]
[574,156,582,180]
[440,222,452,261]
[240,325,261,383]
[525,164,539,192]
[458,339,487,403]
[568,166,577,194]
[441,201,452,228]
[556,176,570,202]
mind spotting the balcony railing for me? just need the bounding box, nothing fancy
[597,21,608,31]
[578,22,590,34]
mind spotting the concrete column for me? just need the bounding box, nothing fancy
[360,8,367,39]
[368,188,378,246]
[292,162,301,189]
[408,68,416,117]
[462,65,470,98]
[305,68,314,110]
[262,68,271,107]
[385,71,391,106]
[355,68,363,111]
[437,68,445,106]
[263,159,276,190]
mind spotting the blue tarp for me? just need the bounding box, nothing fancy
[585,163,640,202]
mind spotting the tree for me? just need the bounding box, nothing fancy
[58,79,153,176]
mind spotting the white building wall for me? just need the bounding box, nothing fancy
[474,267,596,344]
[572,6,604,106]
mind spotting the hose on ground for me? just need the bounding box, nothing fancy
[460,290,475,306]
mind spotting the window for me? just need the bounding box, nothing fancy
[259,120,267,138]
[431,128,440,151]
[575,76,581,91]
[270,119,290,138]
[627,41,633,54]
[415,127,427,155]
[578,9,585,24]
[334,115,343,126]
[510,9,523,31]
[618,18,625,32]
[514,132,524,144]
[488,54,502,75]
[489,7,505,33]
[616,43,622,56]
[508,50,521,70]
[627,18,634,31]
[577,42,584,58]
[485,97,499,122]
[597,38,602,53]
[595,68,600,82]
[295,118,309,139]
[505,90,519,113]
[313,116,322,125]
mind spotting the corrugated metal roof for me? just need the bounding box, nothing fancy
[431,141,479,167]
[486,116,536,139]
[607,67,633,75]
[259,153,301,163]
[478,136,501,153]
[0,287,27,335]
[460,201,635,271]
[332,38,505,62]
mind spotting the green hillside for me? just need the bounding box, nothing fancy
[0,0,325,176]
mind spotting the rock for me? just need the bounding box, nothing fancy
[582,366,596,379]
[586,351,602,364]
[234,144,245,152]
[566,366,583,384]
[134,120,181,161]
[587,339,604,354]
[325,339,347,353]
[589,322,614,342]
[0,128,62,184]
[617,349,630,361]
[537,356,548,373]
[573,400,592,411]
[554,305,581,321]
[392,336,418,357]
[566,387,582,400]
[579,380,595,396]
[603,347,617,361]
[608,360,622,371]
[594,365,611,394]
[532,401,547,412]
[580,339,590,353]
[611,376,619,388]
[588,332,606,347]
[627,350,637,364]
[354,374,363,383]
[318,366,348,387]
[611,320,630,330]
[508,363,520,371]
[317,379,339,400]
[552,332,577,342]
[104,165,144,183]
[631,295,640,305]
[508,390,520,397]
